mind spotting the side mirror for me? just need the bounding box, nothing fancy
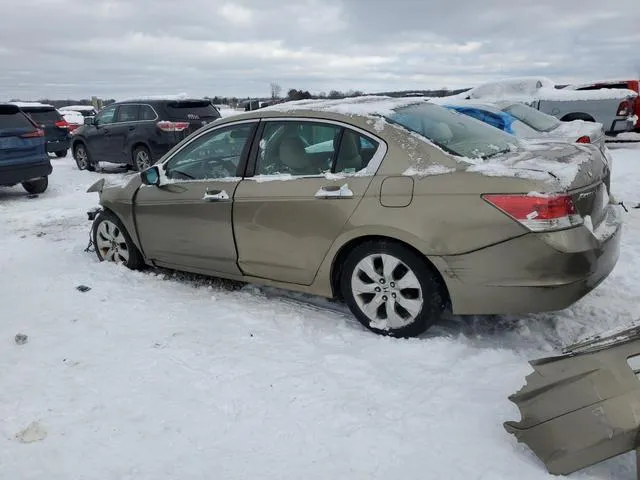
[84,117,95,126]
[140,166,160,186]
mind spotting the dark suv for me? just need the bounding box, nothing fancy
[70,98,221,171]
[15,103,71,157]
[0,104,52,194]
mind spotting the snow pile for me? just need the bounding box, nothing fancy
[449,77,637,103]
[0,147,639,479]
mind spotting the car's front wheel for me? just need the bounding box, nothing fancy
[340,240,447,337]
[93,210,145,269]
[22,176,48,194]
[73,143,95,171]
[133,146,152,171]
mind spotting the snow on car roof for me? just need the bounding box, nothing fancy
[449,77,637,102]
[10,101,54,109]
[59,105,96,111]
[263,96,427,117]
[117,93,207,103]
[59,109,84,123]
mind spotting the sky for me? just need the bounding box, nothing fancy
[1,0,639,101]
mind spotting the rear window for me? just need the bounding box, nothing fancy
[576,83,629,91]
[502,103,560,132]
[386,103,516,159]
[165,101,221,120]
[23,108,61,124]
[0,107,35,129]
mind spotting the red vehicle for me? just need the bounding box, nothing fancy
[570,80,640,131]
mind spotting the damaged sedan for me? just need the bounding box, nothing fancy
[86,97,622,337]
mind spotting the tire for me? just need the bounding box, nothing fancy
[54,150,67,158]
[132,145,152,171]
[340,240,447,338]
[73,143,95,171]
[21,176,48,194]
[92,210,145,269]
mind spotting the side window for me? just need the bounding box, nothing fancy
[115,104,139,123]
[139,105,156,121]
[164,123,254,181]
[256,121,341,176]
[335,130,379,174]
[95,105,117,126]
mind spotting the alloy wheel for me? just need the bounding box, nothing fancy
[95,220,130,264]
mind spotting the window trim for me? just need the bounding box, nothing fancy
[95,104,118,126]
[243,117,387,180]
[113,103,159,124]
[160,119,259,181]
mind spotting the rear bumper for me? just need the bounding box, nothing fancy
[0,160,52,186]
[46,138,70,153]
[443,205,622,315]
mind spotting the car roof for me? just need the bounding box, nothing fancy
[115,95,211,104]
[59,105,96,111]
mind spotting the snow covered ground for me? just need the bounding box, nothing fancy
[0,145,639,479]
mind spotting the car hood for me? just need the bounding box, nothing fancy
[483,141,609,191]
[506,324,640,475]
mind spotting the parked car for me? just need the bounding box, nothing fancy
[86,97,621,338]
[59,109,84,134]
[564,80,640,131]
[71,97,221,171]
[59,105,98,118]
[441,101,605,147]
[0,103,52,194]
[12,102,71,157]
[452,77,637,136]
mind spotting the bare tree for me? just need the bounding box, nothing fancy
[270,83,282,99]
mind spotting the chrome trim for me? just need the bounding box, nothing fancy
[251,116,388,176]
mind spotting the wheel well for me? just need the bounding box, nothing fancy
[330,235,451,307]
[72,139,85,152]
[132,142,150,155]
[560,112,595,122]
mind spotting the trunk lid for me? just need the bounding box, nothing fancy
[22,107,68,142]
[0,106,45,164]
[500,141,611,226]
[165,100,221,138]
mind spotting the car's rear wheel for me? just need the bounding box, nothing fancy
[21,176,48,194]
[73,143,95,171]
[54,150,67,158]
[93,210,145,269]
[133,146,152,171]
[340,240,447,337]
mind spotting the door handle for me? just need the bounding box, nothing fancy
[202,189,230,202]
[315,183,354,199]
[128,126,136,131]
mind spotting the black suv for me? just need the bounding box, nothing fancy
[71,98,221,171]
[16,103,71,157]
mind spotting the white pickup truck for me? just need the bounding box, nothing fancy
[452,77,637,136]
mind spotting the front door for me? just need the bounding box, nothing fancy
[109,104,141,163]
[233,119,381,285]
[134,121,258,275]
[85,104,117,163]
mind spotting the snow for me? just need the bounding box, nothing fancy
[449,77,637,103]
[59,105,96,112]
[264,95,425,117]
[1,146,640,479]
[58,109,84,125]
[615,131,640,141]
[117,93,198,102]
[9,101,54,108]
[403,164,455,176]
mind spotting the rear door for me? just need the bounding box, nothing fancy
[164,100,222,138]
[0,105,46,168]
[109,103,140,162]
[233,119,383,285]
[85,104,118,162]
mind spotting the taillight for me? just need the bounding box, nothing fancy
[576,136,591,143]
[157,121,190,132]
[617,100,630,116]
[483,193,582,232]
[20,129,44,138]
[55,120,69,129]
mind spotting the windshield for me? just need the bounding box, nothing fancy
[386,103,516,159]
[502,103,560,132]
[166,101,221,120]
[23,108,60,124]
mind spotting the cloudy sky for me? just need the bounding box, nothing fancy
[1,0,639,100]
